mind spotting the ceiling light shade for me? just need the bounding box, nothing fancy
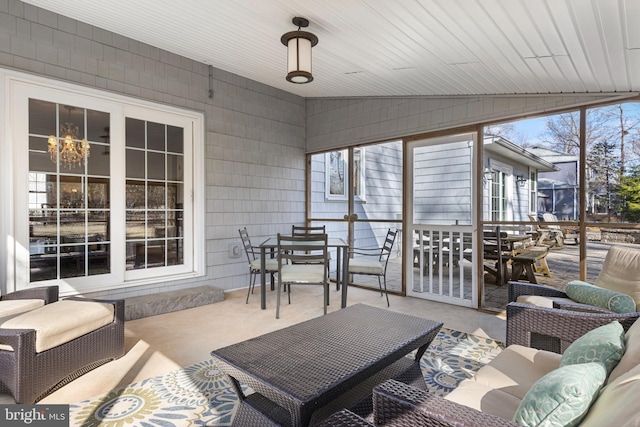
[281,17,318,84]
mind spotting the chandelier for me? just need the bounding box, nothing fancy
[48,106,90,169]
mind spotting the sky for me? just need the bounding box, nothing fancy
[500,102,640,149]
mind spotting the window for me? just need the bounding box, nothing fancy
[529,171,537,213]
[490,170,507,221]
[325,148,365,201]
[9,76,203,294]
[487,159,513,221]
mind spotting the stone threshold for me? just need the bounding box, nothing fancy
[125,285,224,321]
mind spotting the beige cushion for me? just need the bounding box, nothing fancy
[445,379,522,421]
[280,264,325,284]
[0,299,114,353]
[470,344,561,400]
[595,245,640,308]
[349,258,384,275]
[0,299,45,318]
[609,319,640,383]
[580,363,640,427]
[516,295,573,308]
[249,258,279,272]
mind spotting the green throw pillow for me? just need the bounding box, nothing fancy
[566,280,636,313]
[513,362,607,427]
[560,320,625,375]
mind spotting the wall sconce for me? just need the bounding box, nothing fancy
[483,169,493,187]
[516,175,527,187]
[281,17,318,84]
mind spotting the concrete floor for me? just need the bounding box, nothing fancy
[31,285,505,405]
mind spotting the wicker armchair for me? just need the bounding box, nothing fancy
[508,279,640,352]
[0,285,59,318]
[322,309,640,427]
[320,379,517,427]
[510,245,640,312]
[0,297,125,403]
[506,301,640,352]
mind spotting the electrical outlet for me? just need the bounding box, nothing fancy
[228,243,242,258]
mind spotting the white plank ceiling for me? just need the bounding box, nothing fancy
[22,0,640,98]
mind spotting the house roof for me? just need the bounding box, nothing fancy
[528,146,580,164]
[484,136,557,172]
[21,0,640,99]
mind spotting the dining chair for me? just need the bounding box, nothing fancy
[291,224,326,236]
[276,233,329,319]
[239,227,278,304]
[292,224,334,286]
[348,229,397,307]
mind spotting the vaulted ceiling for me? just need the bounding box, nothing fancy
[23,0,640,99]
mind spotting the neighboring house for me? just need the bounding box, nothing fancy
[528,146,580,220]
[312,136,555,249]
[483,136,557,222]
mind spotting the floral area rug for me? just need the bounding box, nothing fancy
[70,328,503,426]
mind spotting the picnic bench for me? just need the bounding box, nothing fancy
[510,248,550,283]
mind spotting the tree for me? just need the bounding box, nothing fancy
[589,139,621,221]
[538,104,640,221]
[619,166,640,222]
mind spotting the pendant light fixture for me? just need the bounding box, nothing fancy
[281,17,318,84]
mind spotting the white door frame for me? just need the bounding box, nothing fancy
[405,132,479,307]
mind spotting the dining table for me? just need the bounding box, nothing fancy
[259,236,350,310]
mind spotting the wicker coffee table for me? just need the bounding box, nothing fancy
[211,304,442,426]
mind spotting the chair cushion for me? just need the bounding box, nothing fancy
[609,318,640,383]
[560,321,625,375]
[516,295,574,308]
[566,280,636,313]
[348,258,383,275]
[594,245,640,308]
[512,362,607,427]
[249,257,279,272]
[0,299,115,353]
[471,344,561,400]
[445,379,522,421]
[280,264,325,283]
[0,299,45,319]
[580,363,640,427]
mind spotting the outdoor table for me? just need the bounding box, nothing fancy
[259,236,349,310]
[211,304,443,427]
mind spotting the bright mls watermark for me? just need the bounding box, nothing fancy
[0,405,69,426]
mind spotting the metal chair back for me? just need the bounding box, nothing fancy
[276,233,329,318]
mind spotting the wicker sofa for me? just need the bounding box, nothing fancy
[320,307,640,426]
[0,296,125,403]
